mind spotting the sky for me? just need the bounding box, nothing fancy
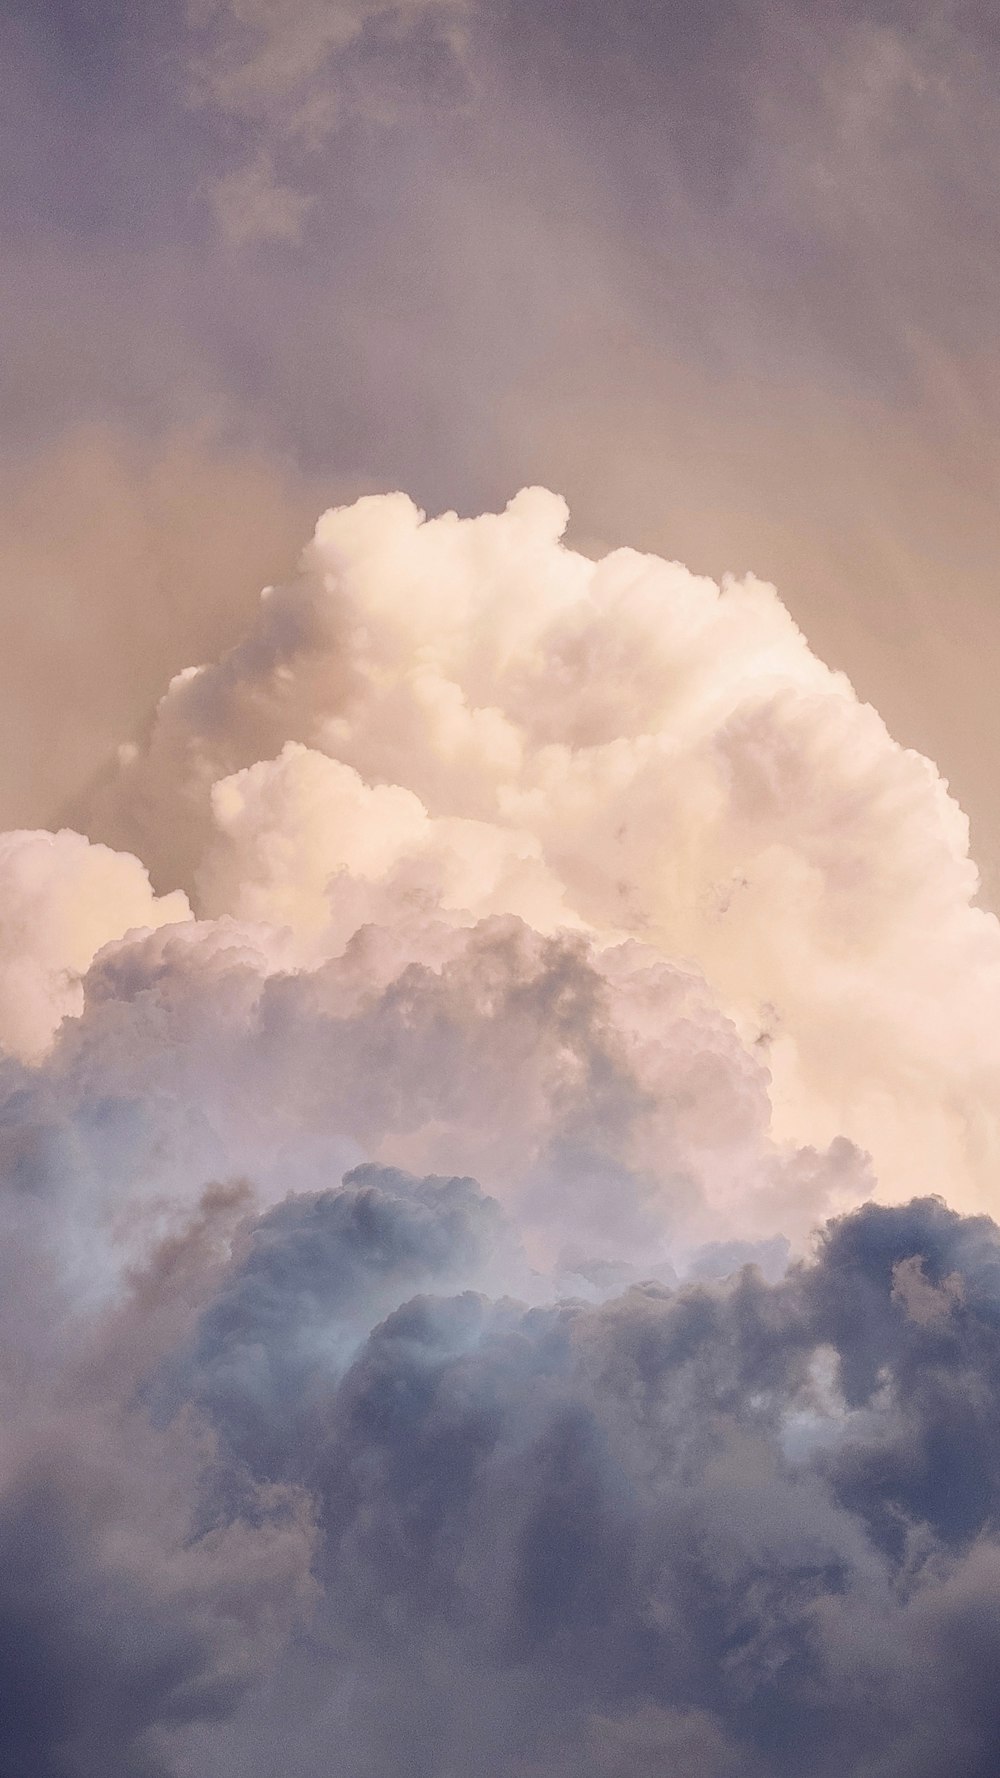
[5,0,1000,889]
[6,3,1000,1775]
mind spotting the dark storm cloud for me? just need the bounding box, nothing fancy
[1,1168,993,1776]
[158,1164,515,1473]
[181,1189,1000,1778]
[0,1174,317,1778]
[5,1141,1000,1774]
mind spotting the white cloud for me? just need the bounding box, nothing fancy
[0,829,189,1060]
[84,487,1000,1219]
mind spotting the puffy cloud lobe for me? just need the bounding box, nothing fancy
[157,1163,521,1472]
[0,829,189,1061]
[198,742,577,950]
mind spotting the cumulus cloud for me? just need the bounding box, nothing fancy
[6,1159,1000,1775]
[87,487,1000,1214]
[3,487,1000,1773]
[165,1191,1000,1778]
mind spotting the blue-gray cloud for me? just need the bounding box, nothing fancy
[6,1163,1000,1775]
[174,1191,1000,1777]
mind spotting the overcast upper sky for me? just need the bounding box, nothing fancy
[5,0,1000,890]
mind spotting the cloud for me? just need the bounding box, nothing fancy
[155,1162,521,1474]
[1,908,836,1290]
[0,1169,317,1778]
[198,740,579,946]
[170,1190,1000,1778]
[2,486,1000,1771]
[0,828,188,1061]
[205,151,316,248]
[186,0,466,131]
[10,8,1000,1764]
[82,487,1000,1216]
[186,0,471,243]
[5,1164,1000,1775]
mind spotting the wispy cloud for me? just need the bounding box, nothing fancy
[187,0,471,243]
[205,148,316,246]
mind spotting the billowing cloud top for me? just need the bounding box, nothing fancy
[67,486,1000,1224]
[2,490,1000,1774]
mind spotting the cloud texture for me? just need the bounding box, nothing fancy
[3,489,1000,1774]
[87,487,1000,1214]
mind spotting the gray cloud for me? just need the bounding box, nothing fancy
[0,1171,317,1778]
[156,1163,518,1472]
[8,1164,1000,1776]
[181,1192,1000,1778]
